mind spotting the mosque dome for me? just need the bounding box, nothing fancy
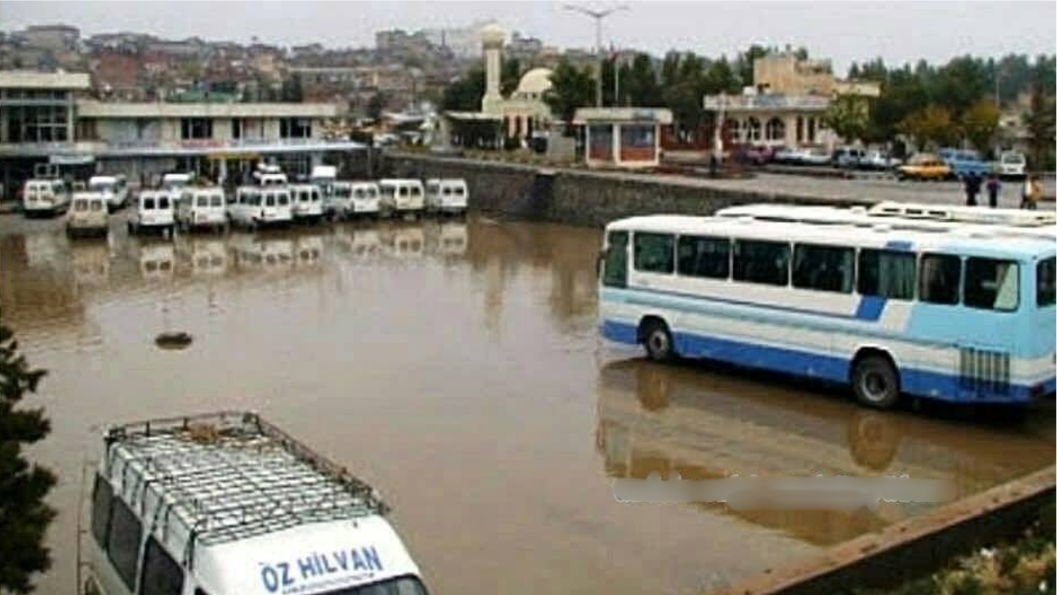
[480,23,506,47]
[515,68,554,96]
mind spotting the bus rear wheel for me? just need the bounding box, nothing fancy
[642,320,676,362]
[852,355,900,409]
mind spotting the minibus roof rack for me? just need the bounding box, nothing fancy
[102,411,388,567]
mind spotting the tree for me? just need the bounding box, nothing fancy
[0,311,55,594]
[367,92,388,121]
[824,95,871,144]
[441,66,485,112]
[899,104,958,149]
[622,53,662,107]
[961,99,1001,153]
[280,73,303,102]
[543,59,594,128]
[1024,56,1056,170]
[735,44,769,88]
[501,57,521,97]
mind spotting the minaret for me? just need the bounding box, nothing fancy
[480,23,505,113]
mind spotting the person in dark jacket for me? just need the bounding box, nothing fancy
[985,174,1001,208]
[963,172,981,206]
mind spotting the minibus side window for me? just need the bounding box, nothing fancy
[90,474,113,546]
[920,254,961,305]
[634,232,674,274]
[140,536,184,595]
[1037,257,1056,307]
[964,257,1019,312]
[106,497,143,591]
[677,235,730,279]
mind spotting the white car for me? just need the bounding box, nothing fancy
[66,192,110,237]
[997,151,1027,179]
[425,179,468,216]
[176,187,228,232]
[289,184,325,223]
[860,150,902,171]
[799,147,832,166]
[22,178,70,217]
[128,190,175,234]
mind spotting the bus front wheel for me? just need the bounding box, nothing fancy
[852,355,900,409]
[642,319,676,362]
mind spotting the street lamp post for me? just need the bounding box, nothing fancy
[563,3,629,108]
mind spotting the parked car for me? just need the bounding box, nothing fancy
[939,148,990,179]
[799,147,832,166]
[66,192,110,237]
[773,147,808,165]
[833,146,866,169]
[996,151,1027,180]
[859,150,902,171]
[897,153,952,181]
[128,190,175,235]
[737,145,776,165]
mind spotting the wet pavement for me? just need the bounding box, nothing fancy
[0,212,1053,595]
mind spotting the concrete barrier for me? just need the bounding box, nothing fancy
[710,466,1056,595]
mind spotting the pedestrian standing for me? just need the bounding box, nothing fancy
[985,174,1001,208]
[1022,175,1042,210]
[1020,176,1034,209]
[964,172,980,206]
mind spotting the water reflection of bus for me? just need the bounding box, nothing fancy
[69,238,110,287]
[594,359,1054,546]
[138,241,175,281]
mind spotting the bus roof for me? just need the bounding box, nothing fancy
[606,213,1056,260]
[100,412,391,580]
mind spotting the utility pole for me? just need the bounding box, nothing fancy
[563,3,628,107]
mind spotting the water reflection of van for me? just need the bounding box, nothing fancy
[70,240,110,286]
[437,222,468,255]
[387,225,425,259]
[82,412,430,595]
[295,235,324,267]
[179,237,228,276]
[139,241,175,280]
[231,233,295,271]
[379,179,425,217]
[349,228,382,258]
[22,178,71,217]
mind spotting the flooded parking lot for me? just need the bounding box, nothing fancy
[1,213,1053,595]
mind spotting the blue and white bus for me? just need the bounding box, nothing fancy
[598,212,1056,408]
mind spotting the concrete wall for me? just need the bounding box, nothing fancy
[384,152,850,227]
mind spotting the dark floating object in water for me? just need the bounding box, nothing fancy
[155,331,193,350]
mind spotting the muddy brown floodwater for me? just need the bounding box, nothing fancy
[0,213,1053,595]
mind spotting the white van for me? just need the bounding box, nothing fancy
[160,173,192,192]
[66,192,110,237]
[254,163,289,187]
[128,190,175,235]
[89,175,130,211]
[83,412,429,595]
[379,179,425,217]
[425,179,468,216]
[230,186,293,229]
[176,187,228,232]
[348,182,381,218]
[22,178,71,217]
[289,184,325,222]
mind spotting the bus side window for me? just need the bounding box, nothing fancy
[792,244,854,293]
[106,497,143,591]
[634,233,674,274]
[858,249,916,300]
[602,231,628,288]
[140,536,184,595]
[733,240,790,286]
[677,235,730,279]
[964,257,1019,312]
[919,254,961,305]
[90,474,113,547]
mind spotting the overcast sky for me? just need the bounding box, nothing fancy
[2,1,1054,74]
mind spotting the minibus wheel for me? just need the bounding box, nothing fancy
[641,319,676,362]
[852,355,900,409]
